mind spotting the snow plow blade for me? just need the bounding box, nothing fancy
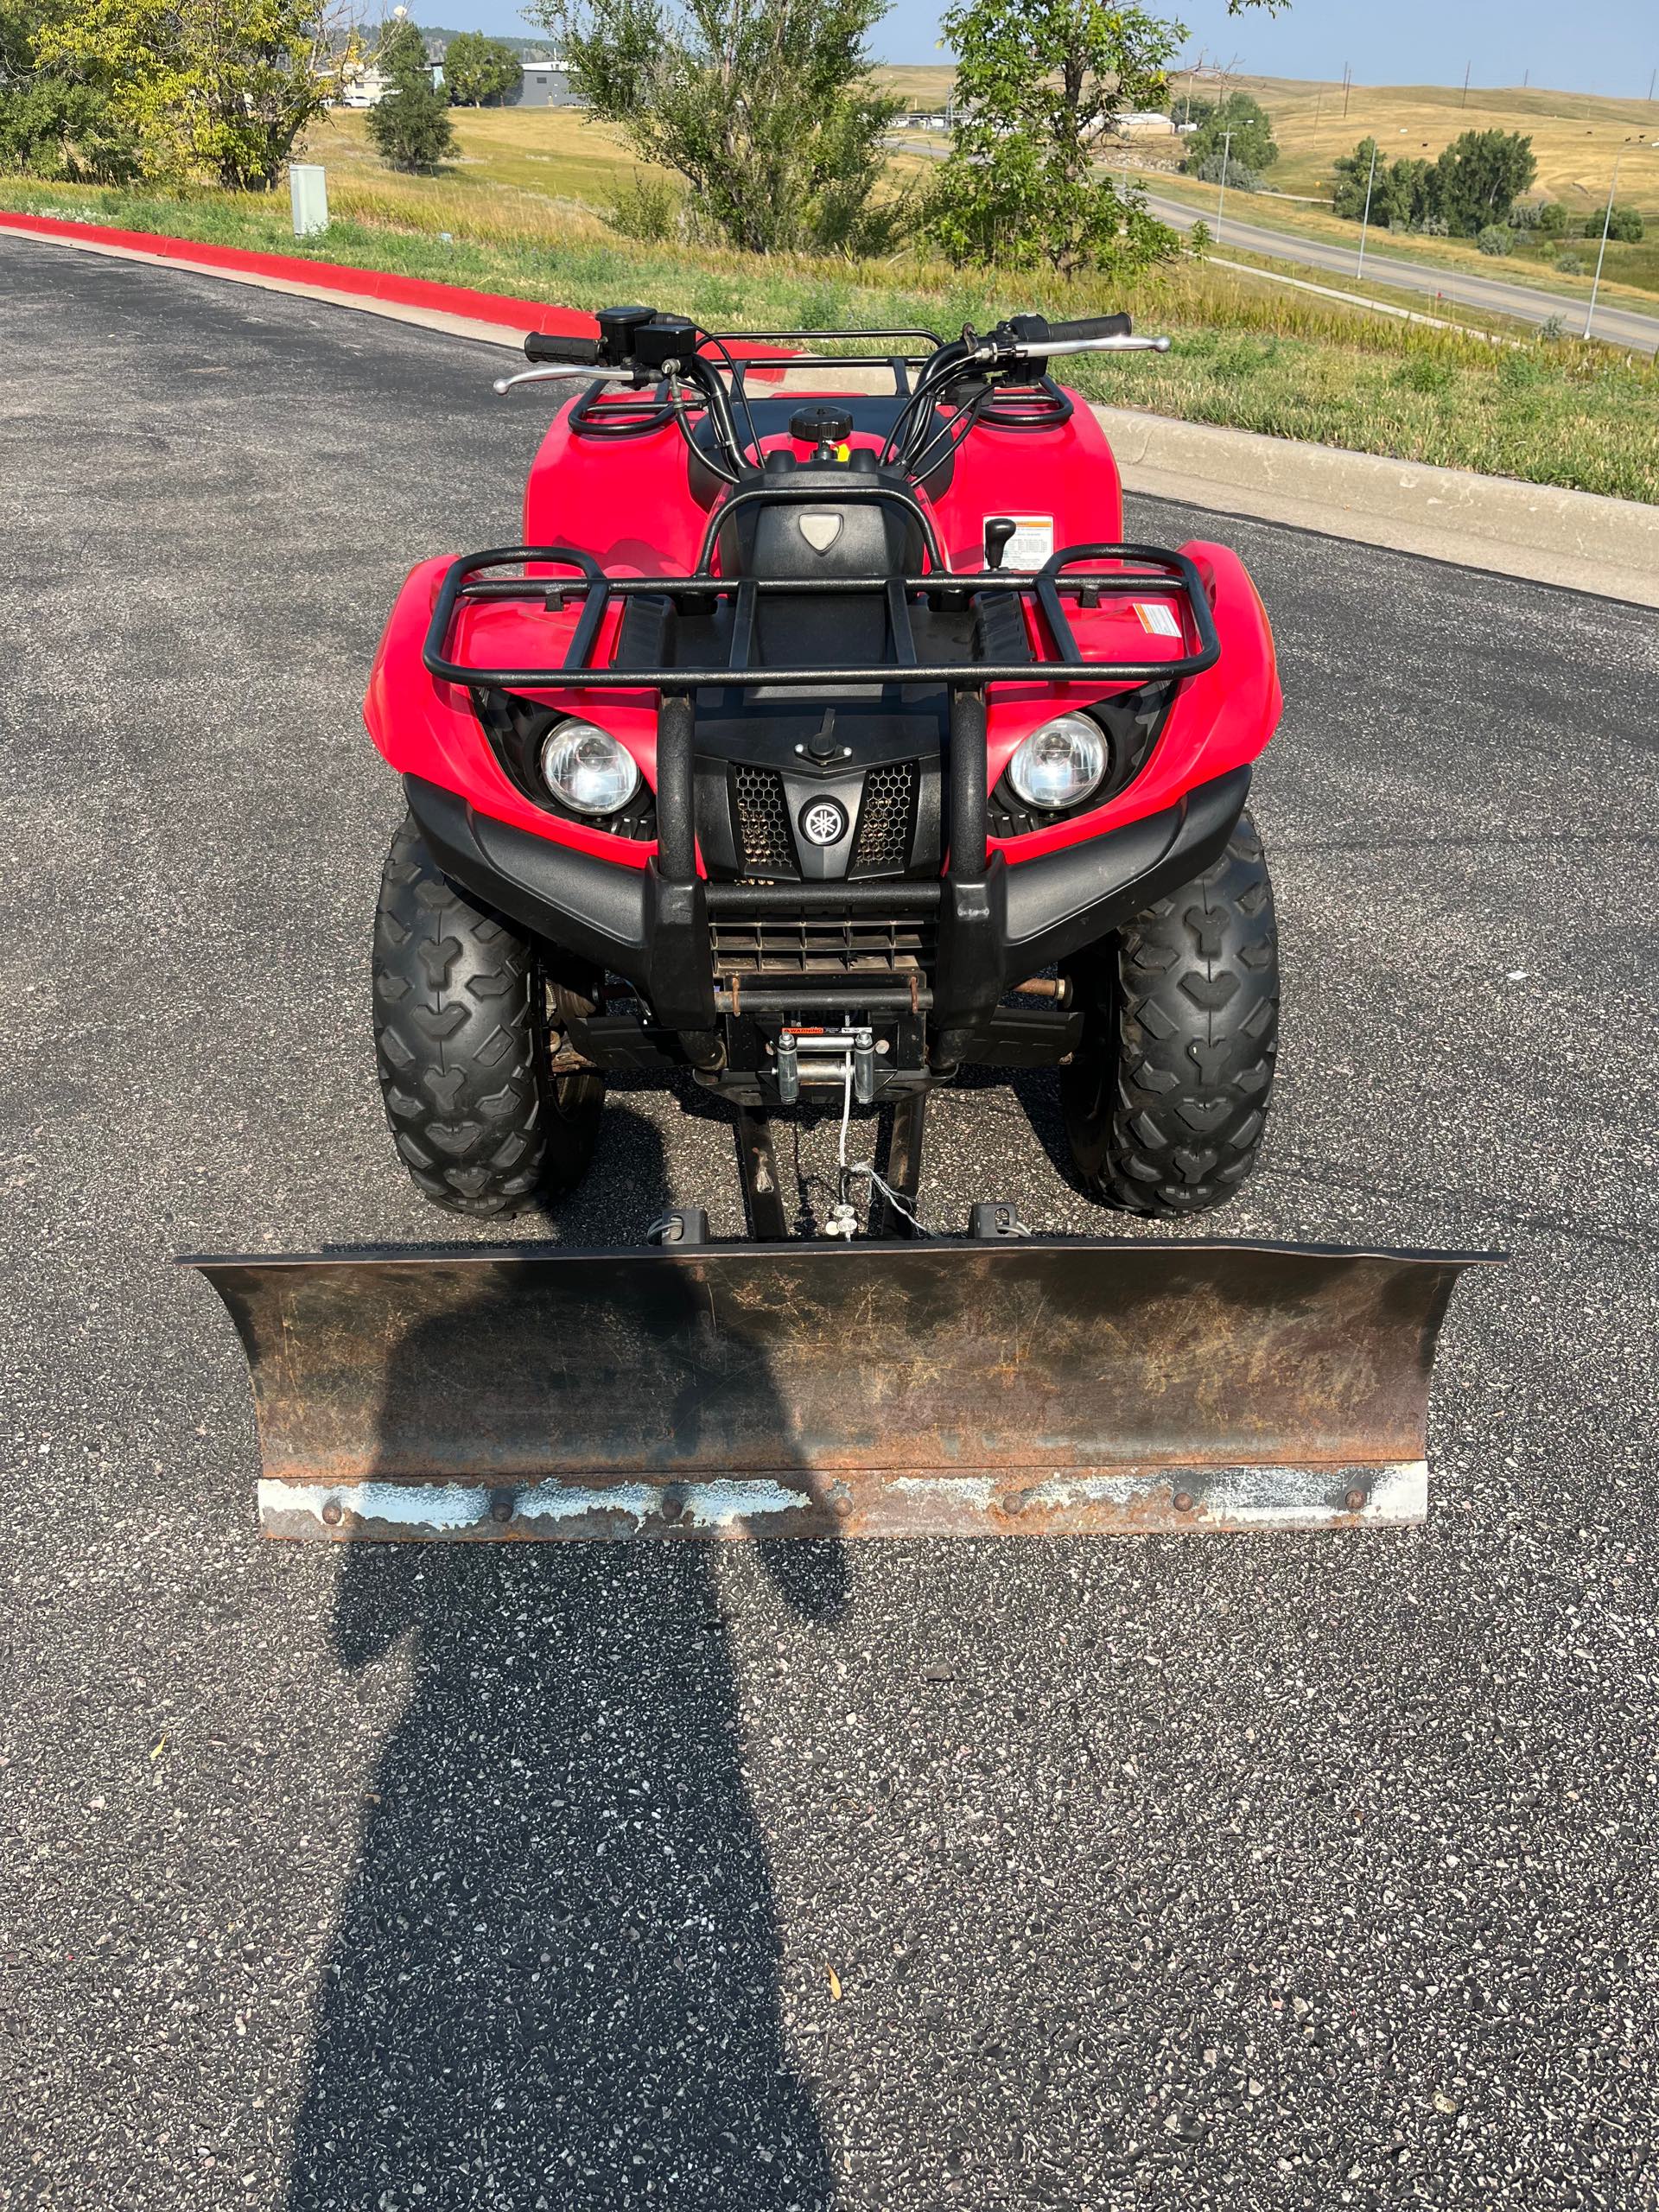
[191,1237,1489,1543]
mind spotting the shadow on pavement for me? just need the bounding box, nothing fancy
[287,1105,849,2209]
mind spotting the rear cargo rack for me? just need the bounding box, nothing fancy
[422,540,1221,695]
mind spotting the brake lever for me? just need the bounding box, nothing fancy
[1013,334,1172,358]
[492,365,641,397]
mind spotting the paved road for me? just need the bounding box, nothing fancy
[4,233,1659,2212]
[1140,190,1659,353]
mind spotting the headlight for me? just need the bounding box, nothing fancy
[1006,714,1108,811]
[540,720,640,816]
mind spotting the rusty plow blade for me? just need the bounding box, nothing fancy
[188,1239,1491,1543]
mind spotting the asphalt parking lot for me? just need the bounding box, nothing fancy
[3,232,1658,2211]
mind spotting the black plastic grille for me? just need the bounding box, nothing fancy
[851,760,917,874]
[710,914,935,980]
[733,765,797,879]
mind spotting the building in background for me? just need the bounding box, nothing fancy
[507,56,582,108]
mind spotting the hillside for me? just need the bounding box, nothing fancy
[875,65,1659,218]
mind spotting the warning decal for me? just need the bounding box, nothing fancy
[1133,601,1183,638]
[986,515,1053,569]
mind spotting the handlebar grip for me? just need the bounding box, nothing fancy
[523,331,601,365]
[1039,313,1133,344]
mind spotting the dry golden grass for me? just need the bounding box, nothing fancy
[302,105,669,239]
[1177,73,1659,218]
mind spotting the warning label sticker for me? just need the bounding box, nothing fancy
[987,515,1053,569]
[1133,601,1182,638]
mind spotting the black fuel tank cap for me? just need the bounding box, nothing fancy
[789,403,855,449]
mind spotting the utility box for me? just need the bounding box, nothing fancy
[289,164,328,238]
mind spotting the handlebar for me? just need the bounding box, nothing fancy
[523,331,601,365]
[1035,314,1132,345]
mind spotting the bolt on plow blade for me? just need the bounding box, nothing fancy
[188,1239,1492,1543]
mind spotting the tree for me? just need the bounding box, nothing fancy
[367,30,454,170]
[919,0,1284,276]
[30,0,344,188]
[376,14,426,75]
[1429,128,1536,236]
[0,0,142,179]
[441,28,518,105]
[533,0,900,255]
[920,0,1183,275]
[1179,88,1276,178]
[1537,200,1568,235]
[1605,204,1643,245]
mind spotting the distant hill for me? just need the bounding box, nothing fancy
[874,65,1659,213]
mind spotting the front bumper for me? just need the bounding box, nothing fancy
[405,761,1251,1060]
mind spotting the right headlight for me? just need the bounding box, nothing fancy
[540,720,640,816]
[1006,714,1108,811]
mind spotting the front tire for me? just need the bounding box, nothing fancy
[1061,811,1278,1216]
[372,813,603,1217]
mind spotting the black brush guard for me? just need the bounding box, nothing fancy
[421,537,1223,1060]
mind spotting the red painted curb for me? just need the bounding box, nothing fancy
[0,208,595,334]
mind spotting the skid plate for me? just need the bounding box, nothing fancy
[188,1238,1491,1542]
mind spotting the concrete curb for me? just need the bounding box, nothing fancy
[1097,405,1659,607]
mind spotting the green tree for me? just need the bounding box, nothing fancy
[921,1,1282,276]
[367,48,454,170]
[921,0,1183,274]
[441,27,518,104]
[1179,88,1276,177]
[376,14,426,73]
[1429,127,1536,236]
[30,0,342,188]
[1536,199,1568,234]
[1604,204,1643,245]
[534,0,900,255]
[0,0,142,178]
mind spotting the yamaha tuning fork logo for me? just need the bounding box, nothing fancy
[798,796,849,849]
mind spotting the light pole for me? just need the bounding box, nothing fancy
[1355,138,1380,280]
[1583,150,1623,341]
[1215,127,1233,245]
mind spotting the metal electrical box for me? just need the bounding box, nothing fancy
[289,164,328,238]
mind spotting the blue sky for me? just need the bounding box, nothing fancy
[454,1,1656,105]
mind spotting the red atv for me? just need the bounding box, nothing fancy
[365,308,1282,1238]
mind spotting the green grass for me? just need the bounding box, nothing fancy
[4,168,1656,502]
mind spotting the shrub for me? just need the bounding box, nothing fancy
[1190,149,1261,193]
[608,172,680,242]
[1537,200,1569,235]
[1395,355,1455,394]
[1186,218,1211,259]
[366,77,456,173]
[1538,315,1566,342]
[1556,251,1584,275]
[1605,205,1644,245]
[1477,225,1513,257]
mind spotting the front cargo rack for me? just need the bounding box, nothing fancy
[422,539,1221,696]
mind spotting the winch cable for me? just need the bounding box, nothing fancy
[827,1052,934,1240]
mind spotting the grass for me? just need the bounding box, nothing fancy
[1111,162,1659,320]
[3,105,1656,504]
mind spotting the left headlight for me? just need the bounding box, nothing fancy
[540,720,641,816]
[1006,714,1108,811]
